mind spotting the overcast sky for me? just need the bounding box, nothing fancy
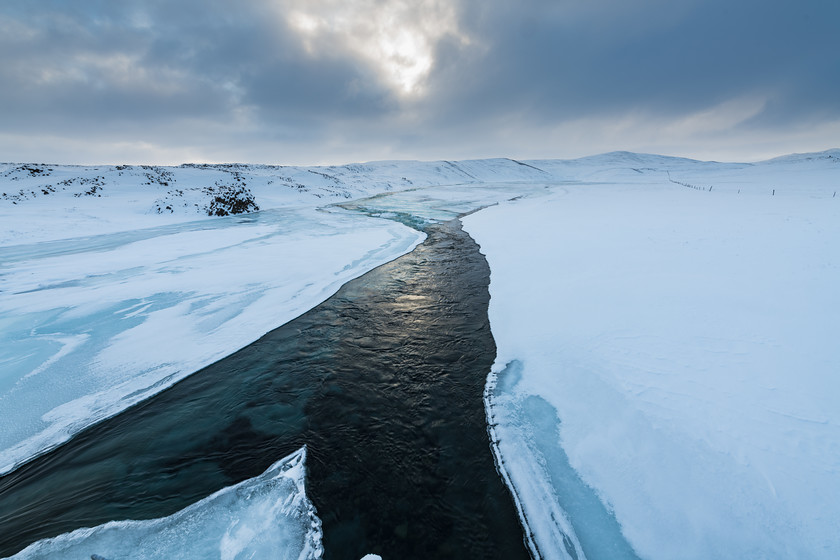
[1,0,838,165]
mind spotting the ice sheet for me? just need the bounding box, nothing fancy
[343,182,552,224]
[0,207,424,475]
[464,161,840,559]
[7,447,322,560]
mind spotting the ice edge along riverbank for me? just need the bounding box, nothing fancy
[0,208,426,477]
[484,362,585,560]
[8,447,323,559]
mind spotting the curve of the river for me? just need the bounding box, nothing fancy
[0,219,529,559]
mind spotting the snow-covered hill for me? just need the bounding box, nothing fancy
[0,158,553,244]
[4,150,836,244]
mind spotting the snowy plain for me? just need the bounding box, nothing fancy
[2,151,839,559]
[463,150,840,559]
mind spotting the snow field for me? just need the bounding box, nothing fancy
[463,177,840,559]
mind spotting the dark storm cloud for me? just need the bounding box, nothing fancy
[0,2,227,126]
[0,0,837,163]
[0,0,394,131]
[425,0,840,128]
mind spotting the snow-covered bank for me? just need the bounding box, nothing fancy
[8,447,322,559]
[463,161,840,559]
[0,208,424,475]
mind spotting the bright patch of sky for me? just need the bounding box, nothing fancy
[282,0,467,96]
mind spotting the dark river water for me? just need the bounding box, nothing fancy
[0,219,529,559]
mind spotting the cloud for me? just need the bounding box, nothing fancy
[427,0,840,125]
[0,0,837,164]
[278,0,468,96]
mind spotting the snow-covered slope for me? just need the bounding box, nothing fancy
[3,150,835,244]
[0,158,551,245]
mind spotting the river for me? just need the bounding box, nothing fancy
[0,218,529,559]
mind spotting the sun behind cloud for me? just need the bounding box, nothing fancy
[282,0,469,96]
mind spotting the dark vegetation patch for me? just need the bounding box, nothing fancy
[140,166,175,187]
[2,165,54,180]
[204,172,259,216]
